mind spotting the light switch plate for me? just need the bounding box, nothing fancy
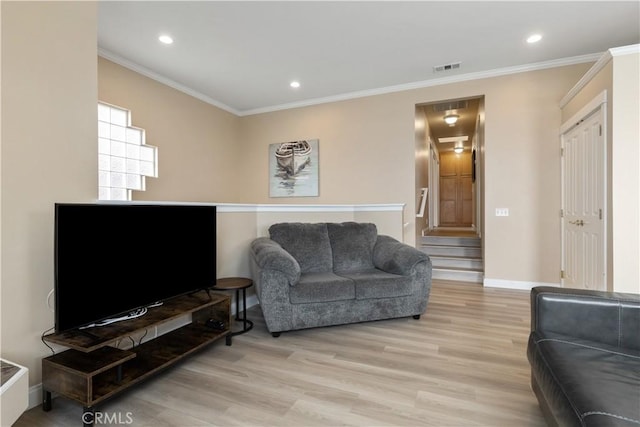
[496,208,509,217]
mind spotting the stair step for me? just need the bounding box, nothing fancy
[421,232,484,284]
[432,267,484,283]
[421,236,480,247]
[429,255,483,270]
[421,245,481,258]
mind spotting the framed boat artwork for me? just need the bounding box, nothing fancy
[269,139,319,197]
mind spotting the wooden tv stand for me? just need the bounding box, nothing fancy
[41,291,231,426]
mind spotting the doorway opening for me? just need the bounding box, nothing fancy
[414,96,485,283]
[415,96,484,238]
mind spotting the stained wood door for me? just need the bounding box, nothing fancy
[439,151,473,227]
[562,106,605,290]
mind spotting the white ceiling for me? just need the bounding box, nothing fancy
[98,1,640,116]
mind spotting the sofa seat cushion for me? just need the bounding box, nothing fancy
[290,272,355,304]
[327,222,377,272]
[528,331,640,426]
[339,269,414,300]
[269,223,333,274]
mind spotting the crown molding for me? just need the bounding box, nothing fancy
[560,44,639,108]
[241,53,601,116]
[560,90,607,135]
[609,43,640,57]
[99,47,600,117]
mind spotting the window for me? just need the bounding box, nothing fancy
[98,102,158,201]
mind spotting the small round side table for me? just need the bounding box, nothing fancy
[213,277,254,336]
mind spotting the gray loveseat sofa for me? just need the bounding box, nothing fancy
[527,286,640,426]
[249,222,432,336]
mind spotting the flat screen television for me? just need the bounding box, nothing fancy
[54,203,217,333]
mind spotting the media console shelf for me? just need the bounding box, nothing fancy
[42,291,231,426]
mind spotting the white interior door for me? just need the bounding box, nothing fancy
[561,105,606,290]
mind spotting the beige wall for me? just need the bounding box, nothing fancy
[216,210,257,278]
[237,94,416,231]
[240,65,591,283]
[98,58,242,203]
[1,1,98,385]
[480,70,576,284]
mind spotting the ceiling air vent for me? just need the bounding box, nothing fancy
[432,100,468,113]
[433,62,461,73]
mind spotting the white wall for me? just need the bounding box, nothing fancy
[611,51,640,293]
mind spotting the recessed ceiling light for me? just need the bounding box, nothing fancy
[290,81,301,89]
[158,35,174,45]
[527,34,542,44]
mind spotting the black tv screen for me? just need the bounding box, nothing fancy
[54,203,217,333]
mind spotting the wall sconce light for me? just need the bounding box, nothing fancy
[444,114,459,125]
[454,146,464,154]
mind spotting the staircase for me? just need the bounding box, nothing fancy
[420,232,483,283]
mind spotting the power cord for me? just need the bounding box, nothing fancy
[46,289,54,312]
[79,307,147,329]
[41,327,55,355]
[138,329,150,346]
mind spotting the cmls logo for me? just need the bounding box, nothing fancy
[82,411,134,425]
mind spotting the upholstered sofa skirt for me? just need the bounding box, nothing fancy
[249,222,432,335]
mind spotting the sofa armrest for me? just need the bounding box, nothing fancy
[250,237,301,285]
[373,235,430,276]
[531,286,640,350]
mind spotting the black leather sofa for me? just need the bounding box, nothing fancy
[527,286,640,426]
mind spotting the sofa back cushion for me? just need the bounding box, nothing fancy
[327,222,377,272]
[269,222,333,273]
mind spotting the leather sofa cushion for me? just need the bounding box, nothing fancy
[534,291,640,351]
[327,222,377,272]
[340,269,414,300]
[528,330,640,426]
[269,222,333,274]
[290,272,355,304]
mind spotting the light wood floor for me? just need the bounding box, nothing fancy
[17,280,545,426]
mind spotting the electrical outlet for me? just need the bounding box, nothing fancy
[495,208,509,217]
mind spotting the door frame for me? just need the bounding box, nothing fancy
[428,138,440,230]
[560,90,608,288]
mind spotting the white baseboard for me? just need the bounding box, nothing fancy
[245,295,259,310]
[28,383,43,410]
[483,278,560,290]
[27,295,261,411]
